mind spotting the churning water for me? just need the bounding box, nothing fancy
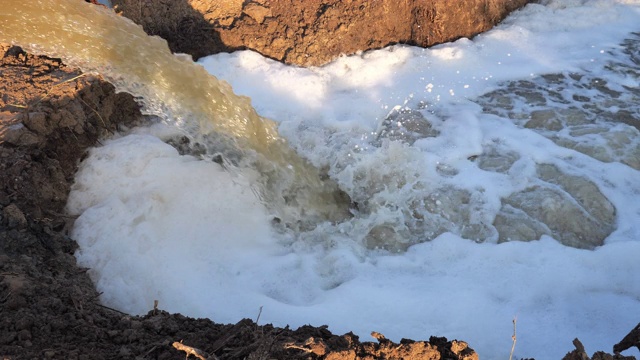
[0,0,351,229]
[2,0,640,358]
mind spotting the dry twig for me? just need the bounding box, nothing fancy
[78,96,108,128]
[94,302,128,315]
[172,341,218,360]
[8,73,87,110]
[255,305,263,325]
[283,343,315,353]
[509,316,517,360]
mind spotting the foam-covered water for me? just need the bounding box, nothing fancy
[14,0,640,358]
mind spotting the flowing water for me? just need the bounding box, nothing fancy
[2,0,631,250]
[0,0,351,228]
[3,1,640,357]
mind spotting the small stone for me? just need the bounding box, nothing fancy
[1,123,41,146]
[244,3,272,24]
[57,109,79,127]
[2,203,27,229]
[24,112,50,135]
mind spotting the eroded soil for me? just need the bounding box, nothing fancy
[112,0,533,66]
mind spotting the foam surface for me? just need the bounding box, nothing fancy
[69,1,640,358]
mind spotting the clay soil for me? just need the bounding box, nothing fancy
[112,0,533,66]
[0,45,638,360]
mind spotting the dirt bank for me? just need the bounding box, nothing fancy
[112,0,533,66]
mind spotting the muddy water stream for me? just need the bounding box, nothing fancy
[0,0,351,227]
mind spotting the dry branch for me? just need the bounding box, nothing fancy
[172,341,218,360]
[283,343,315,353]
[509,316,517,360]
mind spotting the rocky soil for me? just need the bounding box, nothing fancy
[111,0,533,66]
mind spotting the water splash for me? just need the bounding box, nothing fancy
[0,0,351,227]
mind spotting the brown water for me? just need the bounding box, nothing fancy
[0,0,351,227]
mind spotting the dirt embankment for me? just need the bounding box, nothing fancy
[112,0,534,66]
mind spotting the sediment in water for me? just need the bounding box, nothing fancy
[0,0,351,228]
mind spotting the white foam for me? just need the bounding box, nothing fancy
[69,0,640,359]
[199,0,640,129]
